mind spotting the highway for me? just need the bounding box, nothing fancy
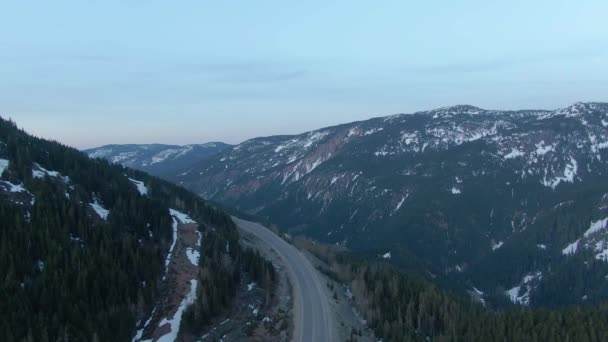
[233,218,335,342]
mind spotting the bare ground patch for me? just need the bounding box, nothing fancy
[141,222,201,341]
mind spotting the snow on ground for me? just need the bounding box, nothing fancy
[164,209,200,277]
[0,180,35,207]
[169,208,196,224]
[506,286,524,304]
[562,217,608,255]
[129,178,148,196]
[363,127,383,136]
[89,199,109,220]
[381,252,391,259]
[163,213,180,280]
[562,240,579,255]
[583,217,608,237]
[451,187,461,194]
[504,148,525,159]
[1,180,27,193]
[303,131,330,148]
[345,287,353,300]
[136,209,201,341]
[185,248,200,266]
[469,286,486,306]
[472,287,484,296]
[492,241,504,251]
[595,242,608,261]
[247,282,256,292]
[150,148,180,165]
[32,164,70,182]
[392,196,407,214]
[505,271,543,305]
[542,156,578,189]
[0,159,8,174]
[111,152,137,164]
[88,148,113,158]
[534,141,554,156]
[153,279,198,342]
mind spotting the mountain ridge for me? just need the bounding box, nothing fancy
[90,102,608,308]
[0,117,252,341]
[86,142,231,178]
[175,101,608,308]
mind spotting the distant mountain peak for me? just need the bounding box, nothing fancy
[556,102,606,116]
[435,104,485,112]
[172,101,608,307]
[85,142,231,178]
[423,105,485,118]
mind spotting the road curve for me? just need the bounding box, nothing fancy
[233,218,335,342]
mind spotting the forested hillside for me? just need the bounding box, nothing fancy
[0,117,268,341]
[85,143,230,179]
[175,102,608,307]
[298,239,608,342]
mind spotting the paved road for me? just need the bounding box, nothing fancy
[233,218,335,342]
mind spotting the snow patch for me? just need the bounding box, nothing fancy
[32,164,70,182]
[303,131,329,148]
[169,209,196,224]
[542,156,578,189]
[394,196,406,212]
[535,141,554,156]
[1,180,27,193]
[562,217,608,255]
[129,178,148,196]
[151,148,180,164]
[451,187,461,194]
[506,271,542,305]
[492,241,504,251]
[504,148,525,159]
[155,279,198,342]
[0,159,8,174]
[89,199,109,220]
[562,240,579,255]
[381,252,391,259]
[247,282,256,292]
[363,127,384,136]
[185,248,200,266]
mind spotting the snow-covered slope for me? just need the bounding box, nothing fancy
[177,102,608,307]
[86,143,231,178]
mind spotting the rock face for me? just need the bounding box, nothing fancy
[85,142,230,178]
[172,102,608,307]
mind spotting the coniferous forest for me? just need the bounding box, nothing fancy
[0,117,271,341]
[298,238,608,342]
[4,110,608,341]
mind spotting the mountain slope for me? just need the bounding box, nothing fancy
[177,102,608,307]
[0,118,241,341]
[85,143,230,178]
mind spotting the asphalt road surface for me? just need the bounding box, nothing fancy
[233,218,336,342]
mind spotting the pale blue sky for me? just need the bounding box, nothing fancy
[1,1,607,148]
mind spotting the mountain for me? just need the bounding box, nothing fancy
[85,143,230,178]
[0,118,261,341]
[174,102,608,307]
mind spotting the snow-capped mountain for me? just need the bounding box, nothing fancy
[85,143,230,178]
[176,102,608,307]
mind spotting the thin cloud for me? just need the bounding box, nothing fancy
[183,61,307,84]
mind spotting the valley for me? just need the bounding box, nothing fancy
[91,102,608,309]
[235,218,337,342]
[7,1,608,339]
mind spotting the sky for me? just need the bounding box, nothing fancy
[1,1,607,149]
